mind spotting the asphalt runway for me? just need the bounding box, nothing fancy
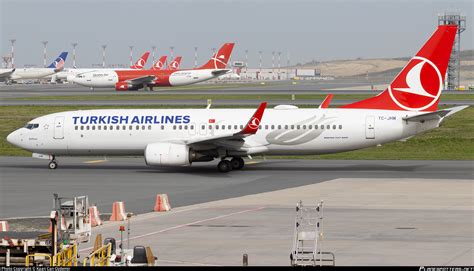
[0,157,471,219]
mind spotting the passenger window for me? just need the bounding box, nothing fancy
[98,126,102,130]
[339,125,342,129]
[190,125,194,130]
[86,126,90,130]
[142,125,145,130]
[148,125,152,130]
[265,125,268,130]
[92,126,95,130]
[123,125,126,130]
[315,125,318,129]
[271,125,275,129]
[116,125,120,130]
[228,125,231,130]
[327,125,330,129]
[333,125,336,130]
[75,126,78,130]
[321,125,324,130]
[297,125,300,129]
[209,125,212,130]
[291,125,294,129]
[110,126,113,130]
[221,125,225,130]
[179,125,182,130]
[309,125,312,129]
[259,125,262,129]
[161,125,164,130]
[184,125,188,130]
[303,125,306,129]
[173,125,176,130]
[285,125,288,129]
[136,125,139,130]
[216,125,219,130]
[129,125,132,130]
[234,125,238,129]
[278,125,281,129]
[104,126,107,130]
[202,125,205,130]
[240,125,244,129]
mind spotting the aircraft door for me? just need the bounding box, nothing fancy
[199,122,207,136]
[54,116,65,139]
[365,116,375,139]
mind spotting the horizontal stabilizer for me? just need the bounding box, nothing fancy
[212,69,230,76]
[403,105,469,122]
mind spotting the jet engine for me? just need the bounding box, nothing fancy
[144,142,215,166]
[115,82,140,91]
[145,142,192,166]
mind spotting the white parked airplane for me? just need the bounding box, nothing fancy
[0,52,68,83]
[53,52,151,82]
[6,25,468,172]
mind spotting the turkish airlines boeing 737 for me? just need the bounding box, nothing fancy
[6,25,467,172]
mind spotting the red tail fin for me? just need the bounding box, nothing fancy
[151,56,167,70]
[341,25,457,112]
[130,52,150,69]
[198,43,235,69]
[168,56,182,70]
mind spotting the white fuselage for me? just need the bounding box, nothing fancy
[0,68,58,81]
[55,68,141,82]
[6,107,439,157]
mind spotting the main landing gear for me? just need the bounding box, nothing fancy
[217,157,245,173]
[48,155,58,170]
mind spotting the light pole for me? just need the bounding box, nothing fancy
[259,50,263,79]
[272,51,275,80]
[102,45,107,68]
[244,49,248,79]
[170,46,174,60]
[277,51,282,80]
[151,45,156,64]
[194,47,198,68]
[129,45,134,66]
[10,39,16,68]
[71,43,78,67]
[42,41,48,67]
[287,51,290,80]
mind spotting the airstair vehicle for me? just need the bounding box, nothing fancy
[290,200,335,266]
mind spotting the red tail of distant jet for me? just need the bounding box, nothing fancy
[341,25,457,112]
[130,52,150,69]
[167,56,182,70]
[151,56,167,70]
[198,43,234,69]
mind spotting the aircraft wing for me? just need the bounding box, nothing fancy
[182,102,267,147]
[127,75,156,85]
[402,105,469,122]
[0,69,15,80]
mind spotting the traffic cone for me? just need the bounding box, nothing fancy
[0,221,9,231]
[110,202,127,221]
[153,194,171,212]
[89,206,103,227]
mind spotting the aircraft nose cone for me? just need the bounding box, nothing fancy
[6,130,20,146]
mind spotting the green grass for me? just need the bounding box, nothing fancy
[1,105,473,159]
[7,93,474,101]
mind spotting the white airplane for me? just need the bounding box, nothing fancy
[53,52,151,82]
[0,52,68,83]
[6,25,468,172]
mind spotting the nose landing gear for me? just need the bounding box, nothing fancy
[48,155,58,169]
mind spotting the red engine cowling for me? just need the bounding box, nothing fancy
[115,82,140,91]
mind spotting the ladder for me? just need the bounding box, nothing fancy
[290,200,334,266]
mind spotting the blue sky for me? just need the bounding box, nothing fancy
[1,0,472,68]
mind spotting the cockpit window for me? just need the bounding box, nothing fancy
[24,123,39,129]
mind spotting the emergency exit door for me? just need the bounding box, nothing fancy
[54,116,65,139]
[365,116,375,139]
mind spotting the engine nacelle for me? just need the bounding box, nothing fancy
[144,142,191,166]
[115,81,140,91]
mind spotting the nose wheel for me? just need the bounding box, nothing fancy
[48,161,58,169]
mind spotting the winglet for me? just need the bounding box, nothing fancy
[239,102,267,135]
[319,94,333,109]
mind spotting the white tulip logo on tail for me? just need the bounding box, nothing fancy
[388,56,443,111]
[136,59,145,68]
[248,117,260,130]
